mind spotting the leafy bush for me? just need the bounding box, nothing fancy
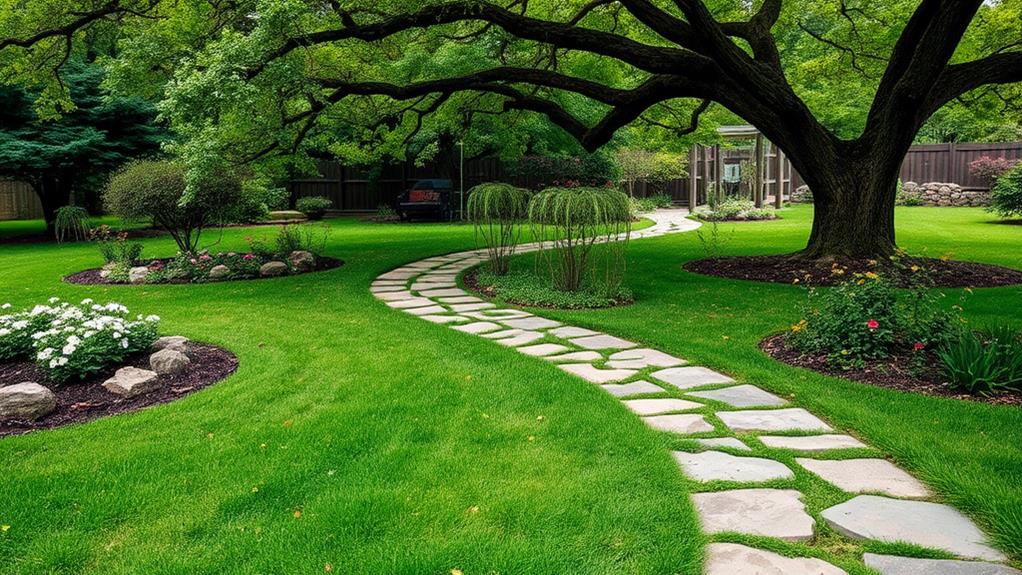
[89,225,142,265]
[0,303,57,361]
[54,206,90,242]
[223,178,288,223]
[295,196,332,220]
[104,159,242,253]
[467,183,530,275]
[510,152,619,189]
[969,156,1018,185]
[272,223,330,257]
[528,187,631,292]
[938,326,1022,395]
[475,269,632,309]
[630,193,674,214]
[373,204,398,222]
[697,198,777,221]
[989,163,1022,218]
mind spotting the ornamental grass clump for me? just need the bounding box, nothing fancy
[467,183,530,275]
[528,186,631,293]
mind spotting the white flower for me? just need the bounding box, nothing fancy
[112,332,122,339]
[1,303,10,309]
[62,344,76,355]
[37,348,54,360]
[120,339,129,349]
[80,298,93,305]
[57,357,68,366]
[48,297,59,304]
[0,329,9,337]
[67,335,81,346]
[145,315,160,322]
[12,320,28,330]
[49,358,58,369]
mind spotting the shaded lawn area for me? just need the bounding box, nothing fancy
[0,205,1019,574]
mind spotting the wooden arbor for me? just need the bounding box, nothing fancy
[687,125,792,209]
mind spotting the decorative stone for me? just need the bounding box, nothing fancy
[501,317,562,330]
[128,266,150,284]
[569,334,637,350]
[493,331,545,347]
[688,384,787,408]
[150,348,191,376]
[600,380,664,397]
[103,367,161,398]
[410,281,456,291]
[694,437,750,451]
[642,413,714,434]
[452,321,503,334]
[419,287,467,298]
[549,326,600,338]
[464,309,533,320]
[557,363,636,383]
[692,489,815,541]
[821,496,1005,561]
[0,383,56,421]
[386,297,435,309]
[207,264,231,280]
[673,450,794,483]
[796,458,931,498]
[438,296,483,304]
[481,328,525,339]
[99,262,116,278]
[259,261,288,277]
[449,302,496,312]
[718,408,832,433]
[650,366,734,390]
[374,290,415,301]
[377,269,420,280]
[705,543,848,575]
[419,314,469,324]
[153,336,189,352]
[371,283,407,293]
[544,351,603,363]
[605,348,686,369]
[623,398,702,415]
[288,250,316,272]
[759,434,866,452]
[863,553,1021,575]
[404,305,447,316]
[516,343,570,357]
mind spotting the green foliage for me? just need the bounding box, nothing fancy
[616,149,688,197]
[528,186,631,292]
[466,183,530,275]
[938,326,1022,395]
[89,226,143,266]
[0,303,55,362]
[475,268,632,309]
[271,224,330,259]
[509,153,620,189]
[222,178,288,224]
[373,204,399,222]
[295,196,333,220]
[989,163,1022,218]
[695,220,733,260]
[104,159,242,253]
[697,198,777,221]
[630,193,674,214]
[53,206,91,242]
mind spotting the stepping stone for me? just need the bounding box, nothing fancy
[673,450,794,483]
[549,326,600,338]
[419,288,467,297]
[501,317,562,330]
[370,285,407,293]
[796,458,931,498]
[494,331,545,347]
[465,309,532,320]
[688,384,787,408]
[623,398,702,415]
[692,488,815,541]
[821,496,1005,561]
[650,366,734,390]
[449,302,496,312]
[375,290,416,301]
[557,363,637,384]
[404,261,440,269]
[569,334,638,350]
[718,408,832,433]
[453,321,503,334]
[410,281,457,291]
[386,298,435,309]
[642,413,714,434]
[605,348,686,369]
[600,380,664,397]
[438,296,483,304]
[404,305,447,316]
[481,328,524,339]
[378,270,420,280]
[760,434,867,452]
[694,437,750,451]
[544,351,603,363]
[371,279,406,286]
[705,543,848,575]
[863,553,1021,575]
[517,343,570,357]
[420,314,469,324]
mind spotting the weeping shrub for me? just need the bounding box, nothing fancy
[466,183,530,275]
[528,187,632,292]
[53,206,91,242]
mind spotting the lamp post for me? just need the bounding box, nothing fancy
[458,139,465,221]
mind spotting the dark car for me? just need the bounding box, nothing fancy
[396,179,455,221]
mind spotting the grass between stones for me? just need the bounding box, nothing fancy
[0,205,1019,574]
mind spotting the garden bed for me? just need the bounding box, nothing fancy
[464,267,634,309]
[1,341,238,436]
[761,334,1022,406]
[64,255,343,285]
[684,255,1022,288]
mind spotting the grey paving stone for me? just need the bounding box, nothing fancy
[410,281,457,291]
[650,366,735,390]
[420,314,469,324]
[377,270,421,280]
[863,553,1021,575]
[418,275,458,283]
[386,298,436,309]
[705,543,848,575]
[465,309,533,320]
[642,413,714,434]
[419,288,468,297]
[370,285,407,293]
[687,384,788,408]
[544,351,603,363]
[692,488,815,541]
[557,363,637,383]
[623,398,703,415]
[449,302,497,312]
[452,321,503,334]
[374,290,416,301]
[673,450,794,483]
[404,261,440,269]
[599,380,664,397]
[796,458,931,498]
[480,328,524,339]
[494,331,545,347]
[569,334,638,350]
[404,305,447,316]
[605,348,686,369]
[821,496,1005,561]
[759,434,867,452]
[549,326,600,338]
[718,408,833,433]
[438,296,483,304]
[501,317,563,330]
[516,343,571,357]
[694,437,751,451]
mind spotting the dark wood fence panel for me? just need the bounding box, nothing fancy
[0,180,42,220]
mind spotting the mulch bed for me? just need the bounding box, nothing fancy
[0,342,238,436]
[684,255,1022,288]
[761,334,1022,406]
[63,256,343,285]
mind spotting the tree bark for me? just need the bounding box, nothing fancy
[36,173,72,236]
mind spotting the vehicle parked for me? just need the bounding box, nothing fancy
[396,179,455,221]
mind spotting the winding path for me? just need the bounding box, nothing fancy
[370,209,1016,575]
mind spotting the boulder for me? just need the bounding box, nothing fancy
[103,367,160,398]
[99,262,117,279]
[0,382,57,421]
[129,266,150,284]
[208,264,231,280]
[153,335,189,352]
[259,261,288,277]
[150,348,191,376]
[288,250,316,272]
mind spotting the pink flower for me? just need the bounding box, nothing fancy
[913,342,925,351]
[867,319,879,331]
[243,253,254,260]
[190,258,198,265]
[200,254,211,261]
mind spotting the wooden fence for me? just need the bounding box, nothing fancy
[0,180,42,220]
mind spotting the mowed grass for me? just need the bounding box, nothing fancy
[0,205,1019,574]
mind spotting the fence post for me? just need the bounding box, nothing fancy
[774,144,784,209]
[688,146,698,209]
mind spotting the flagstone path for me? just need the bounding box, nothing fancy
[371,209,1017,574]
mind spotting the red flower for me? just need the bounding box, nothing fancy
[913,342,925,351]
[867,319,879,330]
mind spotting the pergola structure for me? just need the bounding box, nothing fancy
[687,125,792,209]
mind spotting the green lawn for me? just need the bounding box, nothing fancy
[0,205,1019,574]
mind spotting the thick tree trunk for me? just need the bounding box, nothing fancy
[36,174,72,236]
[799,164,899,259]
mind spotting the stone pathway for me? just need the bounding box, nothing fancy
[370,209,1017,574]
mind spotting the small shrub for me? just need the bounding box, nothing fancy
[89,226,142,265]
[969,156,1018,185]
[630,193,674,214]
[989,163,1022,218]
[0,303,58,361]
[54,206,91,242]
[295,196,332,220]
[475,269,632,309]
[697,198,777,221]
[695,220,733,260]
[273,223,329,258]
[938,327,1022,395]
[373,204,398,222]
[223,179,288,223]
[466,183,530,275]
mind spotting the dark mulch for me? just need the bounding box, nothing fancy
[684,255,1022,288]
[63,256,344,285]
[761,334,1021,406]
[0,342,238,436]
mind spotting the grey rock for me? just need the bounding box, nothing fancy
[419,314,469,324]
[207,264,231,280]
[605,348,686,369]
[103,367,160,398]
[449,302,497,313]
[796,458,931,498]
[419,288,468,297]
[452,321,503,334]
[259,261,289,277]
[688,384,787,408]
[759,434,866,452]
[705,543,848,575]
[0,382,56,421]
[548,326,600,338]
[557,363,636,383]
[501,317,562,331]
[642,413,714,434]
[863,554,1021,575]
[600,380,664,397]
[288,250,316,272]
[153,336,189,352]
[692,488,815,541]
[650,366,734,390]
[386,297,435,309]
[673,450,794,483]
[623,398,702,415]
[493,331,545,347]
[516,343,570,357]
[128,266,150,284]
[403,305,447,316]
[569,334,638,350]
[150,349,191,376]
[99,262,116,279]
[718,408,832,433]
[694,437,750,451]
[544,351,603,363]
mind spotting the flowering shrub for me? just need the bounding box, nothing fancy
[968,156,1018,185]
[0,298,159,383]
